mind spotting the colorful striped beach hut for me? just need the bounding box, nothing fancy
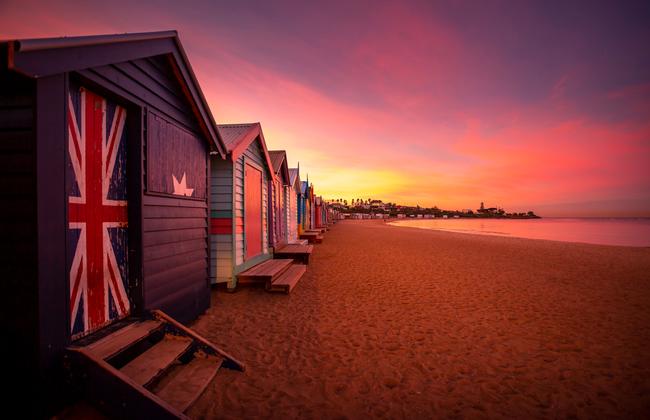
[314,196,323,228]
[0,31,244,416]
[268,150,291,248]
[299,180,311,231]
[288,168,301,242]
[210,123,274,288]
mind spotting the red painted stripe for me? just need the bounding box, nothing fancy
[210,217,246,235]
[210,218,232,234]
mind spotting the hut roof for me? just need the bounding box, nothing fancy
[269,150,289,185]
[217,123,275,177]
[268,150,291,185]
[218,123,258,152]
[269,151,284,173]
[2,30,226,156]
[288,168,300,185]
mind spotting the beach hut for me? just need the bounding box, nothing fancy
[288,168,301,242]
[210,123,275,288]
[0,31,246,416]
[314,196,323,228]
[300,181,311,232]
[268,150,291,248]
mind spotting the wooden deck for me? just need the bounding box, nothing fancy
[274,243,314,264]
[65,311,244,419]
[236,257,307,293]
[299,232,323,244]
[306,228,326,234]
[237,258,294,284]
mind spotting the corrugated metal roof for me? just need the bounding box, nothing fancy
[217,123,258,153]
[268,150,286,174]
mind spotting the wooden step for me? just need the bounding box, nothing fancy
[267,265,307,294]
[152,353,223,413]
[84,320,163,360]
[237,258,294,283]
[120,335,192,386]
[274,244,313,264]
[298,233,323,244]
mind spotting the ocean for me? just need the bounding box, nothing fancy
[389,217,650,247]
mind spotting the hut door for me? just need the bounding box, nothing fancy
[67,88,131,339]
[245,164,262,259]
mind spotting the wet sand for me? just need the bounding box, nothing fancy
[189,220,650,418]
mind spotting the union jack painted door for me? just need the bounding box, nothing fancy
[67,86,131,339]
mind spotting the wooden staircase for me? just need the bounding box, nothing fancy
[237,258,306,293]
[65,310,244,419]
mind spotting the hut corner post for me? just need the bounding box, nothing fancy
[36,73,71,414]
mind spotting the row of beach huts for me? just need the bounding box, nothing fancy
[1,31,336,418]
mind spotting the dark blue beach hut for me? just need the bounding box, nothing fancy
[0,31,243,417]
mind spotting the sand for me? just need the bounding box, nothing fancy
[189,220,650,419]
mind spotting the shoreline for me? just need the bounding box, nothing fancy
[387,218,650,248]
[190,220,650,418]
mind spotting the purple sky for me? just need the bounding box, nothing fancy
[2,0,649,215]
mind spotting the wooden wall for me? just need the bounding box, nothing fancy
[79,54,211,323]
[0,70,38,403]
[288,185,298,242]
[233,140,270,274]
[209,138,271,287]
[209,157,234,284]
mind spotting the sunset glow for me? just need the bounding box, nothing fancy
[3,0,649,216]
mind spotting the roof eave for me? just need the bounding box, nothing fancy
[3,30,226,157]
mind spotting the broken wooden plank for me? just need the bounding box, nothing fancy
[151,310,245,371]
[153,353,223,413]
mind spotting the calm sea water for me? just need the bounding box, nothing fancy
[389,218,650,247]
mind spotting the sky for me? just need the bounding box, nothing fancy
[2,0,649,216]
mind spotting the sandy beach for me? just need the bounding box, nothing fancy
[189,220,650,418]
